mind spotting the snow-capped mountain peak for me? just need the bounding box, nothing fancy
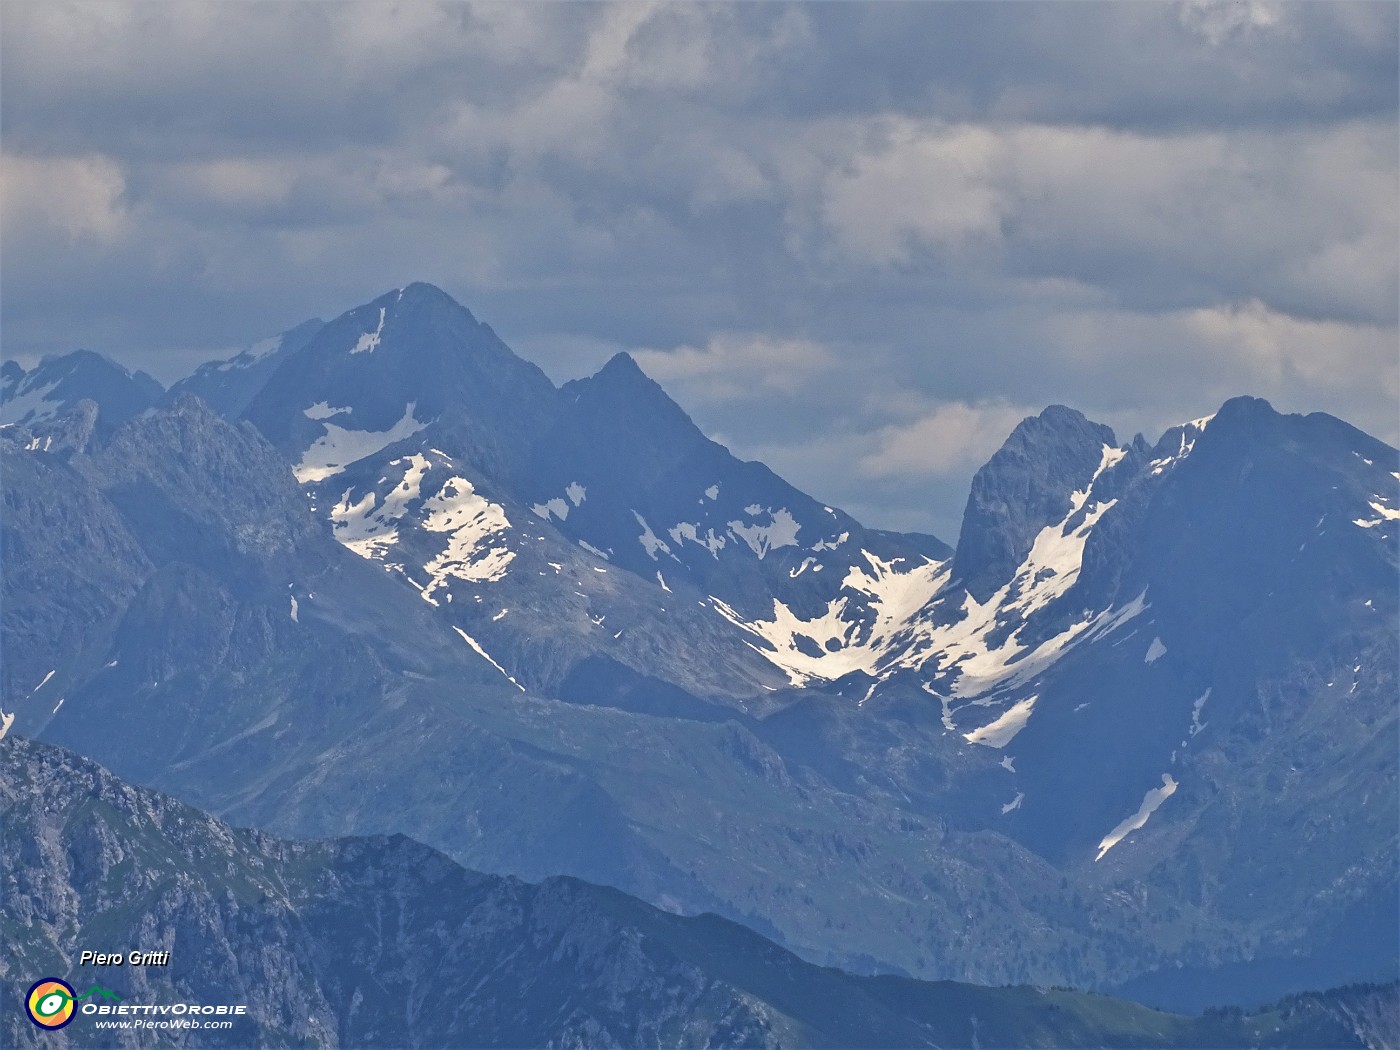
[0,349,162,431]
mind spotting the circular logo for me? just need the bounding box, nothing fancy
[26,979,77,1030]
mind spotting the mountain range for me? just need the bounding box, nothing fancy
[5,735,1394,1049]
[2,282,1396,1034]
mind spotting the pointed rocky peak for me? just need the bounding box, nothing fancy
[163,389,227,420]
[952,405,1120,601]
[394,280,468,314]
[1157,396,1399,545]
[90,393,320,568]
[0,349,163,430]
[242,284,558,468]
[566,354,702,437]
[592,350,650,384]
[1019,404,1116,446]
[542,353,710,492]
[265,283,523,379]
[335,282,485,359]
[1160,396,1396,480]
[1208,394,1276,430]
[1146,412,1215,478]
[167,318,325,420]
[104,393,267,476]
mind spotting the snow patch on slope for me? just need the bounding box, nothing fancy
[419,476,516,601]
[295,403,425,483]
[452,626,524,691]
[634,512,673,559]
[1189,688,1210,737]
[965,695,1037,748]
[709,443,1152,720]
[727,508,801,560]
[0,378,61,426]
[712,551,949,684]
[669,522,727,557]
[329,453,432,559]
[1150,415,1213,476]
[352,306,386,353]
[304,402,352,420]
[532,498,569,522]
[1096,774,1178,861]
[325,450,516,604]
[909,478,1128,701]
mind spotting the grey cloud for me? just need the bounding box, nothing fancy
[2,1,1395,537]
[756,2,1397,129]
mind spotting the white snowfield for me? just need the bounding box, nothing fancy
[532,497,569,521]
[532,482,586,523]
[352,306,387,354]
[330,452,433,559]
[0,378,61,426]
[303,402,352,420]
[419,476,515,598]
[1148,415,1212,476]
[664,506,806,562]
[1189,689,1210,737]
[668,521,727,556]
[726,508,801,559]
[452,626,524,691]
[712,551,948,685]
[295,403,425,483]
[1353,494,1400,529]
[633,512,674,560]
[965,695,1037,748]
[1095,774,1178,861]
[327,453,516,603]
[712,445,1146,739]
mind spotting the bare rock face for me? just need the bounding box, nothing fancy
[951,405,1117,602]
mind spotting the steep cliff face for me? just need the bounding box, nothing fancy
[951,405,1118,602]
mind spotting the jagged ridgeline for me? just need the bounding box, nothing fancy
[1,284,1396,1021]
[4,737,1394,1050]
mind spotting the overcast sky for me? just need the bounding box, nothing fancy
[3,2,1396,539]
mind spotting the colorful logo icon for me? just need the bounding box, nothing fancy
[26,979,77,1029]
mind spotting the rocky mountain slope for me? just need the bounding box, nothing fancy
[2,284,1395,1012]
[164,319,325,419]
[5,735,1393,1050]
[1,352,161,438]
